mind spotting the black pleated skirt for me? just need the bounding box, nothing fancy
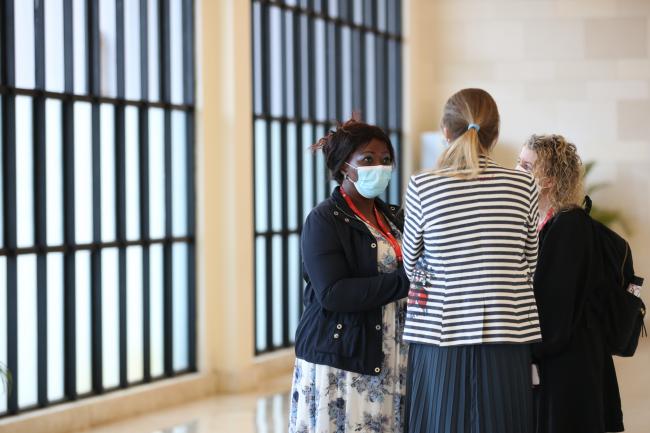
[405,343,533,433]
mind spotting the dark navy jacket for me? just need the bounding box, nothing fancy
[294,188,410,375]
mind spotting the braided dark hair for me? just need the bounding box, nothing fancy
[312,117,395,184]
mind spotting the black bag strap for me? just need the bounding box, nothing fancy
[583,195,593,215]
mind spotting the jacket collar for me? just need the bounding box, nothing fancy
[330,187,403,232]
[478,154,498,167]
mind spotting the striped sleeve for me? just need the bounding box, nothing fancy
[402,175,424,279]
[526,176,540,277]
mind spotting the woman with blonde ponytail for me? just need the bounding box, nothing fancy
[402,89,540,433]
[436,89,500,178]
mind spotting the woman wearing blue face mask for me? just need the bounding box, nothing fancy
[289,118,411,433]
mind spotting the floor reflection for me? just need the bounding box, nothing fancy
[255,393,290,433]
[77,390,291,433]
[76,339,650,433]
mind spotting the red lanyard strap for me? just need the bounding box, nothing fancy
[340,187,403,262]
[538,209,555,233]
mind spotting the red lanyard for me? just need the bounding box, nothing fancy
[538,209,554,232]
[340,187,403,262]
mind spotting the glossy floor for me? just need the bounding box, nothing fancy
[77,340,649,433]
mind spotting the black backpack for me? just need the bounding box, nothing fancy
[585,196,646,357]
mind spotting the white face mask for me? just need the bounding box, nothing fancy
[345,163,393,198]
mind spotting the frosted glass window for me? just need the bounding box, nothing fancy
[0,258,6,414]
[45,0,65,92]
[76,251,92,395]
[16,96,34,248]
[315,126,327,202]
[102,248,120,389]
[147,0,160,100]
[252,2,262,115]
[314,19,326,121]
[14,0,35,89]
[301,124,314,221]
[365,33,376,124]
[124,0,141,100]
[252,0,404,354]
[172,243,188,371]
[354,0,363,25]
[127,246,144,382]
[99,0,117,97]
[388,40,399,129]
[0,0,196,412]
[270,121,282,231]
[150,244,164,377]
[149,108,165,238]
[255,237,267,352]
[171,111,187,236]
[269,7,283,117]
[272,236,283,348]
[101,104,116,242]
[286,124,298,230]
[328,0,338,18]
[299,15,310,119]
[284,11,295,118]
[46,100,64,246]
[47,253,65,401]
[169,0,184,104]
[390,133,400,204]
[288,235,300,343]
[73,0,87,93]
[17,255,37,408]
[254,120,268,232]
[126,106,140,240]
[377,0,387,31]
[0,100,3,247]
[75,102,93,244]
[341,27,352,118]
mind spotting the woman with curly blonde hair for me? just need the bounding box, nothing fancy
[517,135,624,433]
[517,134,584,229]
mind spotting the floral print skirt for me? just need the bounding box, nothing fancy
[288,300,408,433]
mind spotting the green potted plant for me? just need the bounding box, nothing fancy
[584,161,630,234]
[0,362,11,397]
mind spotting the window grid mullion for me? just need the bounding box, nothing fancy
[34,0,50,408]
[160,0,175,378]
[1,0,19,413]
[88,0,104,395]
[260,2,274,352]
[251,0,403,355]
[138,0,152,383]
[0,0,196,417]
[182,0,197,371]
[255,0,401,41]
[291,8,305,319]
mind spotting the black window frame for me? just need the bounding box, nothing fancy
[251,0,403,355]
[0,0,196,417]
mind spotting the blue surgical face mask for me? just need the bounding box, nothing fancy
[345,162,393,198]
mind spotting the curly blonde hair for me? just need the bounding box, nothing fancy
[524,134,584,211]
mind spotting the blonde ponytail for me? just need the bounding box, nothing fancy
[435,89,500,179]
[437,127,482,179]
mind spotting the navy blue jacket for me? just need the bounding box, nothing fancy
[294,188,410,375]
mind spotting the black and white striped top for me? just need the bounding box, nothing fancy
[402,157,541,346]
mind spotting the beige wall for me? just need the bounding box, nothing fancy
[405,2,650,431]
[406,0,650,280]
